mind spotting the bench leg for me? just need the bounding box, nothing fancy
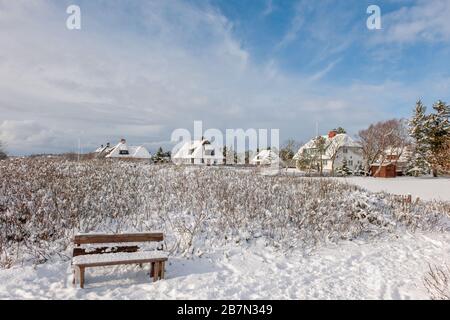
[160,262,165,279]
[79,266,85,289]
[150,262,155,277]
[153,262,159,282]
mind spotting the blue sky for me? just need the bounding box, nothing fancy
[215,0,450,87]
[1,0,450,155]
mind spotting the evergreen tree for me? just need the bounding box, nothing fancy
[336,158,351,176]
[333,127,347,134]
[153,147,165,163]
[354,162,365,176]
[425,100,450,177]
[407,100,430,176]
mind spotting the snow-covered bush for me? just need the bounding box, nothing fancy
[0,157,449,267]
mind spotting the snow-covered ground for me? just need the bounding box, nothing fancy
[1,159,449,300]
[0,232,448,299]
[336,176,450,202]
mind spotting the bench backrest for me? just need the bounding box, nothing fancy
[72,233,164,258]
[73,232,164,245]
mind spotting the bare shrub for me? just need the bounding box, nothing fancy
[424,263,450,300]
[0,157,449,267]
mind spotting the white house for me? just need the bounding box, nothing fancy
[95,139,152,160]
[251,149,284,166]
[293,131,363,173]
[172,139,224,165]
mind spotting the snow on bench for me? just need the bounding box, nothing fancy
[72,251,168,266]
[79,242,162,252]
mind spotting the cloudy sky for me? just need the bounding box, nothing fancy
[1,0,450,155]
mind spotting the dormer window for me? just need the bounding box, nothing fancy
[119,150,129,155]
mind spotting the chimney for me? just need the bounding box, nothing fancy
[120,138,126,144]
[328,130,337,139]
[106,142,110,147]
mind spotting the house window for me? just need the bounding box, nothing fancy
[322,160,328,166]
[343,148,348,154]
[119,150,129,155]
[348,160,353,166]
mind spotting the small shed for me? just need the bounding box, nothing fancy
[370,163,397,178]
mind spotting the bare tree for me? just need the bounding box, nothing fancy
[280,139,301,167]
[313,136,326,176]
[358,119,410,175]
[280,139,300,160]
[0,141,7,160]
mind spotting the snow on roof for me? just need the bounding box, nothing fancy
[172,139,223,160]
[104,141,152,159]
[95,145,114,154]
[251,149,283,165]
[293,134,361,160]
[371,162,396,167]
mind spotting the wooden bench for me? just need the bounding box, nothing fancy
[72,232,168,288]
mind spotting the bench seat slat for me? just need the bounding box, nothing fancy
[73,251,168,267]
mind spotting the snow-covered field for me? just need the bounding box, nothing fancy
[338,176,450,202]
[1,232,448,299]
[0,158,449,299]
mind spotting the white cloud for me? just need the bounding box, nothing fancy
[375,0,450,44]
[309,59,341,82]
